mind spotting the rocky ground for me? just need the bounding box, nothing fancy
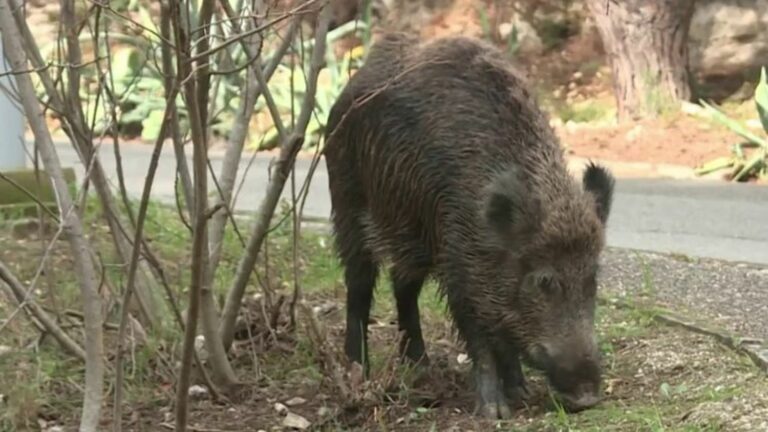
[1,217,766,431]
[4,1,768,430]
[601,248,768,342]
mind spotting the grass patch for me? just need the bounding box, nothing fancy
[557,99,614,123]
[1,197,766,430]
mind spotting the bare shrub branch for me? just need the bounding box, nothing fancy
[8,0,167,329]
[220,0,333,350]
[0,2,105,430]
[206,3,300,286]
[0,259,86,359]
[185,0,243,392]
[112,81,183,431]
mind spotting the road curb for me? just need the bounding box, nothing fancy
[49,137,708,182]
[600,296,768,374]
[567,156,700,180]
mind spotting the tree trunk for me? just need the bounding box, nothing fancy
[586,0,696,121]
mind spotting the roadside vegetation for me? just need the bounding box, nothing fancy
[2,200,766,431]
[1,1,767,431]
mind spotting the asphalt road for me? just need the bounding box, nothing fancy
[53,140,768,265]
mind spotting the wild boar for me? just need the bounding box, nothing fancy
[323,32,615,418]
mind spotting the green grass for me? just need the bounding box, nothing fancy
[557,100,614,123]
[2,196,767,430]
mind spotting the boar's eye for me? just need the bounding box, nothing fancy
[537,274,556,296]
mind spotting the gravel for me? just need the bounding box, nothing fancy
[600,247,768,341]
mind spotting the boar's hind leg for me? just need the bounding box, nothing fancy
[330,203,379,373]
[340,239,378,375]
[327,159,379,375]
[391,267,429,366]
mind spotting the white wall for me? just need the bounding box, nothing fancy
[0,32,27,170]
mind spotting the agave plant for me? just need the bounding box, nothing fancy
[42,0,259,142]
[695,67,768,182]
[252,19,369,150]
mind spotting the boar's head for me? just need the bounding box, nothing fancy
[483,162,615,412]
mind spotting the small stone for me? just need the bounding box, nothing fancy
[194,335,208,361]
[286,397,307,406]
[625,125,643,142]
[456,353,470,364]
[0,345,12,357]
[572,71,583,80]
[187,385,208,399]
[747,269,768,278]
[680,101,705,116]
[498,22,514,39]
[565,120,581,133]
[312,302,339,316]
[274,402,288,414]
[549,117,564,129]
[282,412,311,430]
[317,406,331,417]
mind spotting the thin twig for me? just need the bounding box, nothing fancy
[219,0,332,350]
[160,0,195,215]
[0,3,105,430]
[188,0,320,62]
[174,0,238,429]
[207,1,301,290]
[112,82,182,432]
[0,260,86,359]
[10,0,166,330]
[0,171,60,221]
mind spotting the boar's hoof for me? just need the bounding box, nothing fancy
[503,382,530,406]
[474,382,513,420]
[558,392,602,413]
[475,397,513,420]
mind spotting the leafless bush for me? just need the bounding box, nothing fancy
[0,0,343,429]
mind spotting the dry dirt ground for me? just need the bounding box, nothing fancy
[522,26,754,170]
[396,1,762,172]
[1,214,766,432]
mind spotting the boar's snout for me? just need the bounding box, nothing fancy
[558,386,602,412]
[528,342,603,412]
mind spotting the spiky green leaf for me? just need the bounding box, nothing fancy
[141,110,166,142]
[755,67,768,135]
[700,100,767,146]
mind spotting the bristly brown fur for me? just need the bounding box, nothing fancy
[324,32,615,413]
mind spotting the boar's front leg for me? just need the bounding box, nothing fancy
[494,346,530,407]
[472,346,513,419]
[441,265,511,418]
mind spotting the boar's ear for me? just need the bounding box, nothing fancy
[582,162,615,225]
[484,169,536,244]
